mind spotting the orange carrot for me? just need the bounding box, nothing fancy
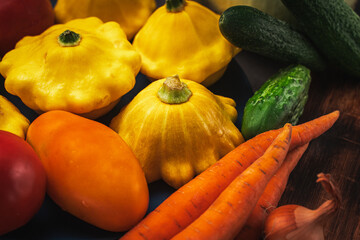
[172,124,293,240]
[120,111,339,240]
[235,143,309,240]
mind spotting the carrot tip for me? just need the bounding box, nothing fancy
[330,110,340,118]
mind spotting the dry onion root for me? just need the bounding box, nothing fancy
[264,173,341,240]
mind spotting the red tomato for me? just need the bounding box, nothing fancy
[0,130,46,236]
[0,0,54,57]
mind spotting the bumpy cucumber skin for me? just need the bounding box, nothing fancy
[241,65,311,140]
[281,0,360,77]
[219,6,326,71]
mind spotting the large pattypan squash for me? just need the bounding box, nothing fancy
[0,17,141,119]
[0,96,29,139]
[132,0,239,86]
[54,0,156,40]
[110,75,244,189]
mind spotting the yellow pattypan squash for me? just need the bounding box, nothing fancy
[54,0,156,40]
[0,17,141,119]
[0,96,29,139]
[110,75,244,189]
[132,0,239,86]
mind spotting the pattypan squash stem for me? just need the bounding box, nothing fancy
[58,30,81,47]
[158,75,192,104]
[166,0,186,12]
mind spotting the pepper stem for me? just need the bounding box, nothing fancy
[58,30,81,47]
[166,0,186,12]
[158,75,192,104]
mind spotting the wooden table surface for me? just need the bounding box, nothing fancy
[236,48,360,240]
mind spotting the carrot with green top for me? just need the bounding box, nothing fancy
[120,111,339,240]
[235,143,309,240]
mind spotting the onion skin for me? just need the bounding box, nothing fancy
[264,173,341,240]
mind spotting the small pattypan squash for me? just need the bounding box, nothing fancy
[0,17,141,119]
[0,96,29,139]
[132,0,239,86]
[110,75,244,189]
[54,0,156,40]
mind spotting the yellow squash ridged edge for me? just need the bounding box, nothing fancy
[110,76,244,189]
[0,96,29,139]
[54,0,156,40]
[0,17,141,119]
[132,0,240,87]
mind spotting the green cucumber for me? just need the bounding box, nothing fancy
[281,0,360,77]
[241,65,311,140]
[219,6,326,71]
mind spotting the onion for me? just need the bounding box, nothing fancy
[264,173,341,240]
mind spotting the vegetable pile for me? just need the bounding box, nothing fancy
[0,0,356,238]
[121,111,340,240]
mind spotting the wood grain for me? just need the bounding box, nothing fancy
[281,70,360,240]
